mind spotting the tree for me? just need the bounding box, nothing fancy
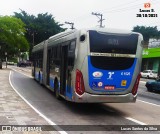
[14,10,65,59]
[133,26,160,47]
[0,16,29,68]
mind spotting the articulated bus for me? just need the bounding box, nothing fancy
[32,28,143,103]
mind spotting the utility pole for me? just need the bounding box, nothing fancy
[92,12,105,28]
[65,22,75,29]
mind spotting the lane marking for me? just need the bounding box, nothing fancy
[137,99,160,107]
[11,68,33,78]
[125,117,147,125]
[140,81,146,84]
[9,71,68,134]
[102,105,147,125]
[125,99,160,125]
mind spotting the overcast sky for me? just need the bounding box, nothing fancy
[0,0,160,30]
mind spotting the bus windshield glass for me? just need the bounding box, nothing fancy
[89,30,138,54]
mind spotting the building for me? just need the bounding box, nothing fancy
[142,48,160,75]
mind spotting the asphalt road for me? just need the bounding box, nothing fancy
[138,80,160,106]
[8,66,160,134]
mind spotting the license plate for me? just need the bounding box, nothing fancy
[104,86,115,90]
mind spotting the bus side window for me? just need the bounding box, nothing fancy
[69,41,76,52]
[68,41,76,67]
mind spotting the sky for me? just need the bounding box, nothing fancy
[0,0,160,30]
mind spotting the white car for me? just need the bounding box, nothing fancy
[141,70,158,79]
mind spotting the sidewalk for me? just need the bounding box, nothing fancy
[0,68,57,134]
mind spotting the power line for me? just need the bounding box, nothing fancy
[70,0,142,22]
[65,0,159,27]
[91,12,105,28]
[101,0,141,13]
[63,0,160,29]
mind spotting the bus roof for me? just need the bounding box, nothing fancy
[32,27,142,53]
[32,41,45,53]
[49,29,77,40]
[48,29,78,47]
[87,27,137,35]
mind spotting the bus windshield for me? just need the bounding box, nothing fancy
[89,30,138,54]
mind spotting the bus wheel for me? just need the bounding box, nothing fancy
[54,80,60,99]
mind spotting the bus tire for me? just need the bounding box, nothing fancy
[54,80,60,99]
